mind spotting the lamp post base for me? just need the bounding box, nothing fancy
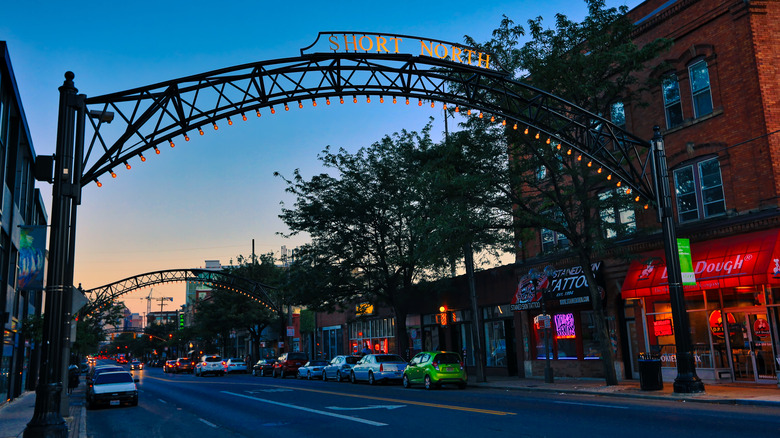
[544,366,555,384]
[673,376,705,394]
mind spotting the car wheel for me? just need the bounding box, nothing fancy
[322,371,327,381]
[307,371,312,380]
[368,371,375,385]
[273,369,277,378]
[350,371,357,384]
[130,398,138,407]
[280,369,286,379]
[424,375,435,390]
[336,371,342,382]
[402,374,411,388]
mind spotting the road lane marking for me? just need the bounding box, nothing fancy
[158,399,167,403]
[553,401,629,409]
[256,385,516,416]
[199,418,218,428]
[221,391,388,426]
[327,405,405,411]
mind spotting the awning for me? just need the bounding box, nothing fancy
[621,228,780,298]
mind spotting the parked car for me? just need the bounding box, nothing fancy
[272,352,308,378]
[175,357,195,374]
[322,355,362,382]
[350,354,407,385]
[297,360,329,380]
[195,355,225,377]
[402,351,467,390]
[87,365,124,384]
[163,360,177,373]
[252,359,276,377]
[86,371,138,409]
[129,360,144,370]
[224,358,248,374]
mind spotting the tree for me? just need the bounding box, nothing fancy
[460,0,672,385]
[278,126,442,358]
[222,253,284,361]
[72,302,124,357]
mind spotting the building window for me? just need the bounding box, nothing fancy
[610,101,626,129]
[541,228,568,253]
[598,187,636,238]
[662,75,683,129]
[673,157,726,222]
[689,60,713,118]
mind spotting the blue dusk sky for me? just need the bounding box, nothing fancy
[1,0,642,314]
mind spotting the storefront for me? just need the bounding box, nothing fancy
[511,262,613,378]
[347,317,396,356]
[622,229,780,385]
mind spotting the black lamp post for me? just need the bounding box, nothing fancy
[530,266,555,383]
[650,126,705,394]
[25,72,85,437]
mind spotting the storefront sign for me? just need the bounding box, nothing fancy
[622,229,780,298]
[653,319,674,337]
[708,310,736,337]
[302,32,495,70]
[753,318,770,338]
[510,262,605,311]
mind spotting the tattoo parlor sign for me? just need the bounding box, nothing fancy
[510,262,605,311]
[301,32,496,71]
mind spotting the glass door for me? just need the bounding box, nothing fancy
[727,311,776,382]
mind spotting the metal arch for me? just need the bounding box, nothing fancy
[80,268,278,316]
[81,49,655,202]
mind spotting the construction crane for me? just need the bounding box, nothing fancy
[139,289,173,325]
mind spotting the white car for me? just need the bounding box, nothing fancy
[224,358,248,374]
[195,355,225,377]
[86,371,138,409]
[350,354,407,384]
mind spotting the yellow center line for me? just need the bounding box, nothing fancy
[262,384,516,416]
[144,375,515,416]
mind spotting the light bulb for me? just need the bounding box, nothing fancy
[212,122,218,130]
[227,117,233,125]
[169,140,175,148]
[242,113,247,121]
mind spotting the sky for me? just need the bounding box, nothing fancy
[2,0,642,315]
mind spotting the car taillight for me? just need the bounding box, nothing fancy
[379,364,384,372]
[433,361,439,370]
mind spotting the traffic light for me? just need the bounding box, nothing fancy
[178,313,185,329]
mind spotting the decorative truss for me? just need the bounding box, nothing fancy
[81,37,655,202]
[80,268,278,316]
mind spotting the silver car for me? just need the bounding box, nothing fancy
[322,355,362,382]
[350,354,407,385]
[297,360,329,380]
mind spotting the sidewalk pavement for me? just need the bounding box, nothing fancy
[2,376,778,438]
[0,383,85,438]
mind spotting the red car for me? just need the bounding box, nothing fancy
[272,352,308,378]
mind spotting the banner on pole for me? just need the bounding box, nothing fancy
[18,226,47,291]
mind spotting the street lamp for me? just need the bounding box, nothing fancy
[650,127,704,394]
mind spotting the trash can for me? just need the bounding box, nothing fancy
[638,354,663,391]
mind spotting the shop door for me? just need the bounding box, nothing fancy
[728,312,777,382]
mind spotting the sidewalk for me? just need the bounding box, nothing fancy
[0,383,85,438]
[469,375,780,406]
[2,376,778,438]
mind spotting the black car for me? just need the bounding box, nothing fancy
[252,359,277,376]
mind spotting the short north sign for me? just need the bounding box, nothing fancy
[301,32,496,71]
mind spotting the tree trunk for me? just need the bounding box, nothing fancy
[394,307,411,360]
[465,243,487,382]
[577,251,618,385]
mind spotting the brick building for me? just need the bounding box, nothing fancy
[312,0,780,387]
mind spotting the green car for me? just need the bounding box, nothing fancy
[402,351,467,390]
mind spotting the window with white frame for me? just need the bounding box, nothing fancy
[673,157,726,222]
[598,187,636,238]
[689,60,713,118]
[662,75,683,129]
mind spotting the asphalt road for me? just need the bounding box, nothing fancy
[86,363,780,438]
